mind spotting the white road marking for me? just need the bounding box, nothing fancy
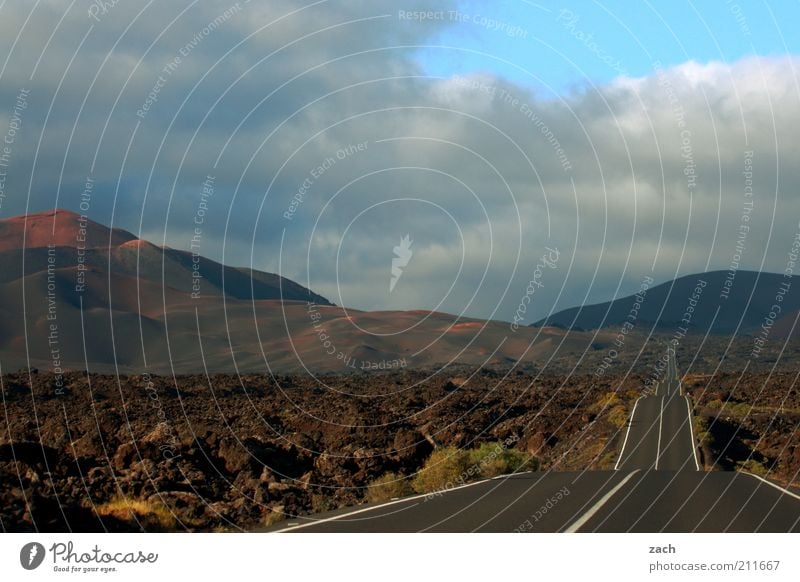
[614,395,645,471]
[684,396,702,471]
[742,472,800,501]
[655,396,665,470]
[564,470,641,533]
[275,470,536,532]
[671,352,701,470]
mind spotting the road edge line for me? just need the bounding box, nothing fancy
[741,471,800,501]
[655,396,664,470]
[683,395,702,471]
[564,469,640,533]
[614,396,645,471]
[273,470,536,532]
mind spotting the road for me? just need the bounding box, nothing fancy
[615,348,699,471]
[270,351,800,532]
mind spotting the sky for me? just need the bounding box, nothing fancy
[420,0,800,93]
[1,0,799,324]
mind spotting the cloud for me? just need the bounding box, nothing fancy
[1,1,799,322]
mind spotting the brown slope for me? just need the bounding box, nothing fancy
[0,210,599,374]
[0,212,332,304]
[0,209,137,251]
[0,269,167,367]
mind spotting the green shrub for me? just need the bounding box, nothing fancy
[411,447,469,494]
[467,442,531,477]
[411,442,533,494]
[693,415,714,447]
[728,402,751,417]
[366,472,413,503]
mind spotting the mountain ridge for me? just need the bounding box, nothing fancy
[0,209,591,373]
[0,209,333,305]
[4,210,794,374]
[535,269,799,335]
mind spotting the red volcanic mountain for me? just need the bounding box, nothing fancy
[0,208,137,251]
[0,209,332,303]
[0,210,590,374]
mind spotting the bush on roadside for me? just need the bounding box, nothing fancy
[693,415,714,447]
[95,496,176,530]
[366,472,414,503]
[411,447,470,494]
[411,442,534,494]
[590,392,629,429]
[738,458,770,477]
[467,442,532,477]
[726,402,752,417]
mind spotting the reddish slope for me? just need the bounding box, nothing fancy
[0,210,332,304]
[0,209,137,252]
[0,209,596,374]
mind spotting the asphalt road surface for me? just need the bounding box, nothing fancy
[271,351,800,532]
[615,348,699,472]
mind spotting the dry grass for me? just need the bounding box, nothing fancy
[738,459,770,477]
[263,505,287,527]
[411,447,469,494]
[366,472,413,503]
[592,392,630,429]
[705,401,800,417]
[410,442,532,494]
[95,496,176,530]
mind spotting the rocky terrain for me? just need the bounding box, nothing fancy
[3,363,799,532]
[1,369,643,532]
[686,371,800,486]
[556,330,800,378]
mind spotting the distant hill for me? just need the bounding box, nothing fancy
[0,209,597,374]
[535,270,800,335]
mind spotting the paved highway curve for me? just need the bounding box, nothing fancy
[270,351,800,532]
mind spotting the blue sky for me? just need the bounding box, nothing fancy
[418,0,799,95]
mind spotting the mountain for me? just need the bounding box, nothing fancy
[0,209,328,372]
[535,270,800,335]
[0,209,332,303]
[0,209,591,374]
[0,208,136,251]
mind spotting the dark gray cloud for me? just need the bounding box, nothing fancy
[1,1,798,323]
